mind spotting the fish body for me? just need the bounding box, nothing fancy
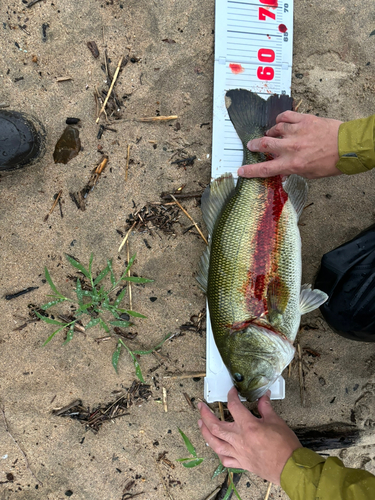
[198,90,327,401]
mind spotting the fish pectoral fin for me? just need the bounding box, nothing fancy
[267,277,289,315]
[299,284,328,315]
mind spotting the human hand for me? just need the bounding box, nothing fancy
[238,111,343,179]
[197,387,302,485]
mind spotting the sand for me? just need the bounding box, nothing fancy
[0,0,374,499]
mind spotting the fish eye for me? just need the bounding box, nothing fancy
[234,373,244,382]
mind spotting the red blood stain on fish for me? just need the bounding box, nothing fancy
[229,63,244,74]
[278,24,287,33]
[244,176,288,315]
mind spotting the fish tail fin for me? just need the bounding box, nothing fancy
[225,89,293,165]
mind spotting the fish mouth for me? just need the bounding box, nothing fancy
[237,376,278,401]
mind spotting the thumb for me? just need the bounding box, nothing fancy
[257,390,277,421]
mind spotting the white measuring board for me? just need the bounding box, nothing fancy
[205,0,294,403]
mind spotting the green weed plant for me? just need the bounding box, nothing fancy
[37,253,169,379]
[177,428,244,500]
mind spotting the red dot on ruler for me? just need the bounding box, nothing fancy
[229,63,244,74]
[278,24,287,33]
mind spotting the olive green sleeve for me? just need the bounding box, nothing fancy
[336,115,375,174]
[280,448,375,500]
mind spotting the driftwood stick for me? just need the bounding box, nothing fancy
[293,423,367,451]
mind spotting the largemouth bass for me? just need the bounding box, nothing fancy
[198,89,328,402]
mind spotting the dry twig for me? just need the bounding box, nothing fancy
[44,190,62,222]
[163,372,206,380]
[264,482,272,500]
[162,387,168,412]
[137,115,178,122]
[96,55,124,123]
[118,221,137,253]
[170,195,207,245]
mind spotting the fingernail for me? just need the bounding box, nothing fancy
[198,419,202,428]
[197,402,202,410]
[266,390,271,398]
[238,167,244,177]
[247,140,253,149]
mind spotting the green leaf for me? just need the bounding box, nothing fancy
[99,318,110,333]
[112,340,122,372]
[130,351,144,382]
[63,324,75,345]
[181,458,204,468]
[113,287,127,308]
[229,475,242,500]
[93,265,110,286]
[85,317,100,330]
[123,254,136,277]
[132,333,172,356]
[43,326,66,345]
[110,320,133,328]
[35,312,66,326]
[76,278,83,303]
[228,468,245,474]
[222,483,233,500]
[40,298,67,310]
[124,310,147,319]
[178,428,197,458]
[65,254,90,278]
[212,463,226,479]
[119,340,145,382]
[44,267,62,296]
[76,303,93,314]
[88,253,94,278]
[107,259,116,286]
[122,276,154,284]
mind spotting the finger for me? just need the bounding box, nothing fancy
[218,455,243,470]
[265,121,294,138]
[238,159,287,178]
[227,387,256,425]
[257,391,278,421]
[198,420,235,458]
[275,110,303,124]
[247,136,282,155]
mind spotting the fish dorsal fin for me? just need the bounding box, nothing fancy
[197,174,235,294]
[283,174,308,220]
[196,245,210,293]
[201,174,235,236]
[300,284,328,315]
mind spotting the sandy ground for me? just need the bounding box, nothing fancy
[0,0,375,499]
